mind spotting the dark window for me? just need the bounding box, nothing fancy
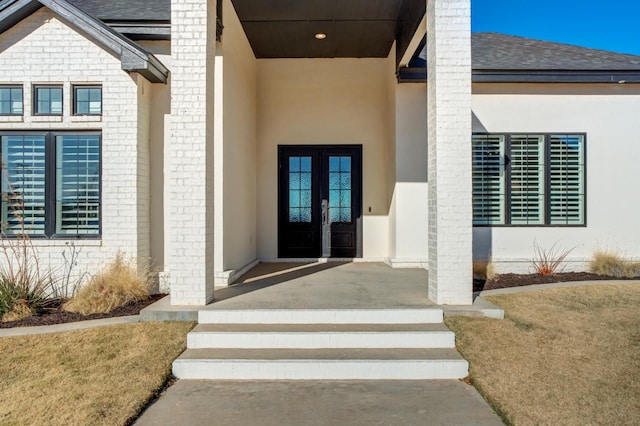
[288,156,312,223]
[34,85,63,115]
[328,156,352,223]
[0,132,100,237]
[73,85,102,115]
[0,86,23,115]
[472,133,585,226]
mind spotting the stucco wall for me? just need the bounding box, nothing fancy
[0,9,152,288]
[220,0,257,274]
[472,83,640,272]
[137,40,171,273]
[389,83,429,264]
[255,57,394,260]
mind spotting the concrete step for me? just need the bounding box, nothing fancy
[173,348,469,380]
[187,323,455,349]
[198,308,444,324]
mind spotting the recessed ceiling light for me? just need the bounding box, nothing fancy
[315,33,327,40]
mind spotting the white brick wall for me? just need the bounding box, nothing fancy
[426,0,473,305]
[167,0,217,305]
[0,9,151,291]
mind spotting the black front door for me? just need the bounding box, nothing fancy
[278,145,362,258]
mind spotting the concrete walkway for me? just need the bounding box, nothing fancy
[0,315,140,337]
[136,380,503,426]
[137,262,504,425]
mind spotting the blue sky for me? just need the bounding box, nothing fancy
[472,0,640,56]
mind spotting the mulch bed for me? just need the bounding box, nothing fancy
[4,273,638,328]
[474,272,640,292]
[0,294,166,329]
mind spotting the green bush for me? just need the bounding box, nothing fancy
[0,268,57,322]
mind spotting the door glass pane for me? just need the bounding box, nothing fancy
[289,157,300,172]
[288,156,312,223]
[329,157,340,171]
[300,157,311,172]
[328,156,352,223]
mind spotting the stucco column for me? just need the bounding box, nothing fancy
[167,0,217,305]
[426,0,473,305]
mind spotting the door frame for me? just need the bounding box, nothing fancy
[277,145,363,259]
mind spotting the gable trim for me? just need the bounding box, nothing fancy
[0,0,168,83]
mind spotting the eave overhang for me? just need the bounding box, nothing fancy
[0,0,168,83]
[398,67,640,84]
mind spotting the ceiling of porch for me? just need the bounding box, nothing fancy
[231,0,424,59]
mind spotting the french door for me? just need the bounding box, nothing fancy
[278,145,362,258]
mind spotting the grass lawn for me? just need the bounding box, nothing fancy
[445,284,640,426]
[0,321,194,426]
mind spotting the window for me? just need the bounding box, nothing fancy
[288,156,312,223]
[33,85,63,115]
[0,86,23,115]
[472,133,585,226]
[73,85,102,115]
[0,132,100,237]
[328,156,352,223]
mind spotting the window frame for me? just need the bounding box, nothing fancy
[72,85,102,116]
[0,130,102,239]
[472,132,587,228]
[32,84,64,116]
[0,85,24,116]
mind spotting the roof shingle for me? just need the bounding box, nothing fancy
[472,33,640,70]
[65,0,169,21]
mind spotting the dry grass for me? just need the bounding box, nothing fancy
[1,299,33,322]
[445,284,640,425]
[0,321,194,426]
[64,254,152,315]
[589,251,640,278]
[473,260,495,280]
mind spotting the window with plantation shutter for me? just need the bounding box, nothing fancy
[472,133,585,226]
[55,135,100,235]
[509,135,545,225]
[0,132,100,238]
[472,135,505,225]
[1,135,46,235]
[549,135,585,225]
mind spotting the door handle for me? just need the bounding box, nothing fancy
[321,199,329,225]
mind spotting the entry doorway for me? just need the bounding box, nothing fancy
[278,145,362,258]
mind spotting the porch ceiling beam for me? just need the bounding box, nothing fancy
[398,15,426,68]
[396,0,426,68]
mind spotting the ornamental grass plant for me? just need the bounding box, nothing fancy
[63,252,152,315]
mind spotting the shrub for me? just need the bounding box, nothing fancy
[473,259,495,280]
[63,253,152,315]
[589,251,640,278]
[1,299,33,322]
[0,271,58,322]
[531,241,573,276]
[0,234,59,322]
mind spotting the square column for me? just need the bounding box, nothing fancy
[167,0,217,305]
[426,0,473,305]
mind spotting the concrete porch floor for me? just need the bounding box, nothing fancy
[210,262,433,310]
[141,262,503,321]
